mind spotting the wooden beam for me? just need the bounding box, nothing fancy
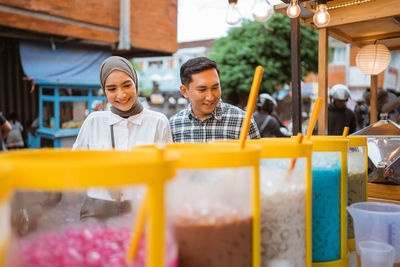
[352,31,400,42]
[304,0,400,28]
[370,75,378,124]
[352,41,368,48]
[328,27,353,43]
[291,17,302,134]
[0,0,119,28]
[318,28,329,135]
[0,10,118,44]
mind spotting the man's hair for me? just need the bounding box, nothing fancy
[180,57,220,87]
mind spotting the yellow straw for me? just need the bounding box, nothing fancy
[287,97,322,180]
[288,133,304,169]
[305,97,323,140]
[342,126,349,137]
[126,148,165,262]
[239,66,264,149]
[126,192,148,262]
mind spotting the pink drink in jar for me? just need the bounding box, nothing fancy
[10,226,177,267]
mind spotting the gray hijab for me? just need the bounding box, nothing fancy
[100,56,143,118]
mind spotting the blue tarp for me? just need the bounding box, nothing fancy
[19,40,111,86]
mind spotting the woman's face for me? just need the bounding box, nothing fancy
[104,70,137,111]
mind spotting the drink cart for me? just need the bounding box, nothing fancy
[29,81,107,148]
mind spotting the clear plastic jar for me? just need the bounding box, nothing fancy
[310,137,349,266]
[136,143,261,267]
[2,149,178,267]
[214,139,313,267]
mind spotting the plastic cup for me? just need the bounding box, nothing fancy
[348,201,400,265]
[359,241,395,267]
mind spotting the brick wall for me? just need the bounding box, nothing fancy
[0,0,178,54]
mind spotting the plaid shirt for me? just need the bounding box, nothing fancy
[169,100,260,143]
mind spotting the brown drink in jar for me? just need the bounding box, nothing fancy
[174,217,253,267]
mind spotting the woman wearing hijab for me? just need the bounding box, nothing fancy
[73,56,172,150]
[72,56,172,220]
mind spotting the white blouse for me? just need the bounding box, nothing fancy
[72,108,172,151]
[72,109,172,200]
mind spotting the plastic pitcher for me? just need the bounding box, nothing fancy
[347,201,400,266]
[1,148,178,267]
[134,143,261,267]
[0,166,11,266]
[311,135,368,251]
[359,241,395,267]
[309,137,349,266]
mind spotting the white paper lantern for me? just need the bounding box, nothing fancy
[356,44,391,75]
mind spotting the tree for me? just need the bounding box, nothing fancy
[209,13,319,107]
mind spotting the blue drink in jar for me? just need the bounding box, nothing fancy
[312,152,341,262]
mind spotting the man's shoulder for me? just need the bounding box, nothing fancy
[345,107,357,118]
[169,108,188,122]
[221,102,245,115]
[268,115,281,126]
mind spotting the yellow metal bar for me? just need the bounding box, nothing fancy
[306,153,312,267]
[365,146,369,200]
[148,184,165,267]
[340,151,348,258]
[252,164,261,267]
[0,241,7,267]
[313,254,349,267]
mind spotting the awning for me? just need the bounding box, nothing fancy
[19,40,111,86]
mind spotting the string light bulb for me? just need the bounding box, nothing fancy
[287,0,301,19]
[313,0,330,27]
[226,0,242,25]
[252,0,273,22]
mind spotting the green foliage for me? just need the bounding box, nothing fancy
[138,88,153,98]
[209,13,319,105]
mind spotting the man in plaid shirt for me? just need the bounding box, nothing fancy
[169,57,260,143]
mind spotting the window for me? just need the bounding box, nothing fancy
[59,88,88,96]
[148,60,163,69]
[42,101,55,129]
[333,47,346,64]
[60,101,88,129]
[42,88,54,96]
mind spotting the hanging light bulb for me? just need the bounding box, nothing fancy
[313,0,330,27]
[286,0,301,19]
[252,0,273,22]
[226,0,242,25]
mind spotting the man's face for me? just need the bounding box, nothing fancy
[180,68,221,121]
[334,99,347,109]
